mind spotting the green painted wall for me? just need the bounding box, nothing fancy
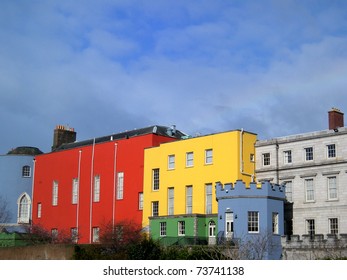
[149,214,217,245]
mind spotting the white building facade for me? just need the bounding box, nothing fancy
[255,109,347,237]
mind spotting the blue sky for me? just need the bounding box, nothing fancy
[1,0,347,153]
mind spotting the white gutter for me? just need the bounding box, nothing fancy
[240,129,255,182]
[89,138,95,243]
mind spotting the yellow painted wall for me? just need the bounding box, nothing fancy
[142,130,257,229]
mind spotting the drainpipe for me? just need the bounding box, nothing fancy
[89,138,95,243]
[112,143,118,233]
[30,158,36,228]
[276,140,279,184]
[76,150,82,242]
[240,129,255,182]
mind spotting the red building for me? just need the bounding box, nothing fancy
[32,125,185,244]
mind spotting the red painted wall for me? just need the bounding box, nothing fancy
[32,133,177,244]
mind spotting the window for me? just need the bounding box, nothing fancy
[178,221,185,236]
[327,144,336,158]
[225,212,234,236]
[160,222,167,237]
[305,179,315,202]
[22,165,31,177]
[250,154,255,162]
[168,155,175,169]
[93,175,100,202]
[284,150,292,164]
[248,211,259,233]
[186,186,192,214]
[272,213,279,234]
[205,184,212,214]
[186,152,194,167]
[138,193,143,210]
[71,228,78,243]
[329,218,338,235]
[168,188,174,215]
[72,178,79,204]
[18,193,30,223]
[92,227,100,243]
[37,203,42,218]
[52,181,58,206]
[306,219,315,238]
[209,221,216,237]
[152,201,159,217]
[116,172,124,200]
[262,153,270,166]
[327,176,338,200]
[205,149,213,164]
[285,181,293,202]
[51,229,58,241]
[305,147,314,161]
[152,169,160,190]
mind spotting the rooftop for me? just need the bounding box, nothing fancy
[6,146,43,156]
[256,126,347,147]
[55,125,188,151]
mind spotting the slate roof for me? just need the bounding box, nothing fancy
[55,125,188,151]
[7,146,43,156]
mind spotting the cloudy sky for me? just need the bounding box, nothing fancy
[1,0,347,153]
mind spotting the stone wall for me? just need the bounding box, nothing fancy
[0,244,74,260]
[281,234,347,260]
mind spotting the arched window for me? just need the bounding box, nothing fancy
[22,165,31,177]
[17,193,31,224]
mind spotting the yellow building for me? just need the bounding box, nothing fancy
[142,129,257,241]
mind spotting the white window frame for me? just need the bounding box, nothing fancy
[284,181,293,202]
[205,149,213,165]
[72,178,79,204]
[138,192,143,210]
[205,183,212,214]
[304,147,314,161]
[168,187,174,215]
[186,186,192,214]
[327,176,338,200]
[283,150,292,164]
[92,227,100,243]
[160,222,167,237]
[186,152,194,167]
[272,212,279,234]
[168,155,175,170]
[152,169,160,191]
[262,153,270,166]
[248,211,259,233]
[17,193,31,224]
[305,178,315,202]
[52,180,58,206]
[327,144,336,158]
[93,175,100,202]
[37,202,42,218]
[178,221,185,236]
[116,172,124,200]
[152,201,159,217]
[306,219,315,237]
[329,218,338,235]
[71,228,78,243]
[209,221,216,237]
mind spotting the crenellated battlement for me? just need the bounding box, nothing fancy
[215,180,286,201]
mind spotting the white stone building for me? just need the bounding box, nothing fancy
[255,108,347,237]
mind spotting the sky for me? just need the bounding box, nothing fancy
[1,0,347,154]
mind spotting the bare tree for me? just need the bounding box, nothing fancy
[0,195,11,231]
[200,231,279,260]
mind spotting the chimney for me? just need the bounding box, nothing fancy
[328,108,344,130]
[52,125,77,151]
